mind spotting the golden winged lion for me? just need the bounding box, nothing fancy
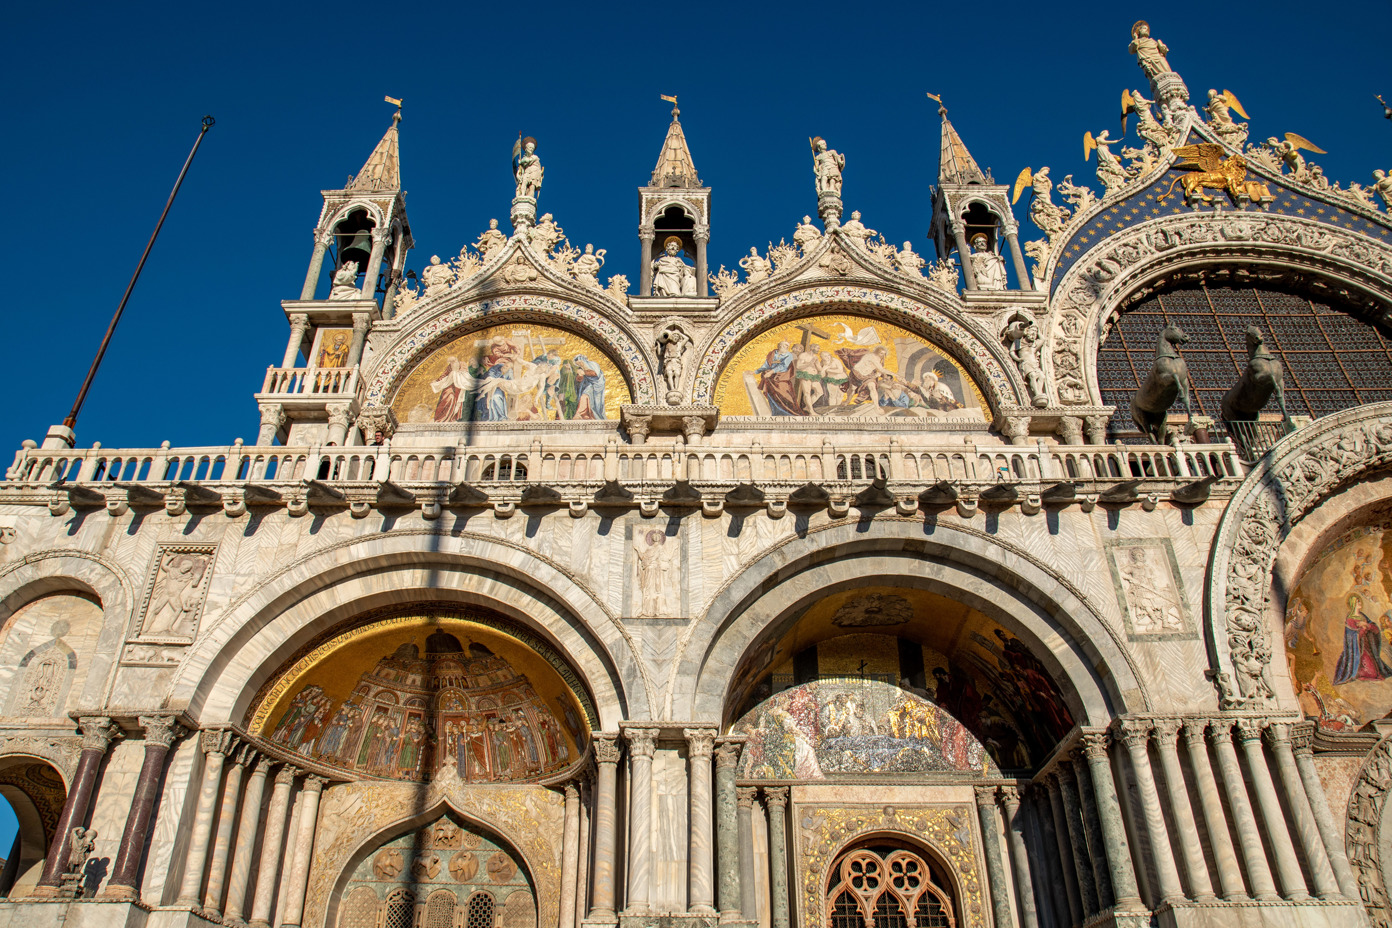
[1160,143,1247,204]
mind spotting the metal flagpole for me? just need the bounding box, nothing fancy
[61,115,216,433]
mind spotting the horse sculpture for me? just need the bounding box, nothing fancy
[1131,325,1193,442]
[1221,325,1288,422]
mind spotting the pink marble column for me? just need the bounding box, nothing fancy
[587,735,620,922]
[103,715,181,900]
[35,717,121,895]
[202,744,251,915]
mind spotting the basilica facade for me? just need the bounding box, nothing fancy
[2,22,1392,928]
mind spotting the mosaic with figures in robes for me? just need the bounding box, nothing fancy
[713,314,987,419]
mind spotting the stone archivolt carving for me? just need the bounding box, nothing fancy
[1206,402,1392,709]
[1046,211,1392,407]
[1346,734,1392,923]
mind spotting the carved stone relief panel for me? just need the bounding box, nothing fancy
[131,544,217,645]
[626,523,685,620]
[1103,538,1195,640]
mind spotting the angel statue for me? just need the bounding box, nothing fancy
[1373,170,1392,210]
[1122,89,1174,151]
[811,136,845,197]
[571,244,605,288]
[1265,134,1327,185]
[739,247,772,283]
[512,136,544,199]
[1205,89,1250,147]
[1085,131,1129,196]
[1013,167,1072,238]
[1129,21,1172,80]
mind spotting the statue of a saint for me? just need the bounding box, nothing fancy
[739,247,772,283]
[811,136,845,197]
[1129,21,1171,80]
[969,234,1008,291]
[1004,319,1048,406]
[512,137,544,199]
[421,255,453,294]
[651,239,697,297]
[893,242,925,276]
[839,210,877,244]
[657,325,691,394]
[1373,170,1392,210]
[530,213,564,254]
[475,220,507,262]
[328,260,361,300]
[571,244,605,288]
[793,216,822,253]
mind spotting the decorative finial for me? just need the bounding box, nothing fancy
[661,93,679,120]
[927,92,946,117]
[385,95,403,125]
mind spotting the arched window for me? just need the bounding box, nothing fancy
[382,888,415,928]
[465,890,496,928]
[826,846,955,928]
[425,889,458,928]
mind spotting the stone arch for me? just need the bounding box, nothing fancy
[169,532,644,729]
[0,756,68,898]
[326,201,386,234]
[363,294,659,408]
[317,792,555,928]
[824,835,962,928]
[0,551,135,711]
[1204,401,1392,711]
[1344,734,1392,924]
[691,283,1024,414]
[679,520,1148,725]
[1046,210,1392,408]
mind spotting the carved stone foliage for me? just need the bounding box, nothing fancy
[1047,212,1392,407]
[1206,403,1392,709]
[364,295,658,408]
[133,545,217,642]
[1347,734,1391,926]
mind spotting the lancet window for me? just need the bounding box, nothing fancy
[826,847,955,928]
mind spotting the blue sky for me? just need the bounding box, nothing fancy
[2,2,1387,458]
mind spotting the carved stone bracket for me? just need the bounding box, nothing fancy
[620,405,718,444]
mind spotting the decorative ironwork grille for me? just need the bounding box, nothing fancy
[1097,285,1392,434]
[825,847,956,928]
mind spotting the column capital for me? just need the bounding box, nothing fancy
[1235,718,1266,744]
[274,764,301,786]
[250,754,274,777]
[1079,730,1112,759]
[563,782,579,801]
[974,785,999,806]
[1002,217,1020,235]
[950,219,966,235]
[684,728,717,757]
[625,727,659,758]
[714,741,743,769]
[1115,719,1154,750]
[315,229,334,247]
[137,715,182,748]
[200,729,236,756]
[593,733,621,765]
[997,786,1022,811]
[1152,718,1183,745]
[288,312,309,329]
[1263,721,1294,749]
[1290,721,1316,756]
[326,402,353,428]
[302,775,328,793]
[763,786,789,810]
[735,786,757,809]
[351,312,371,333]
[1181,718,1210,745]
[78,716,121,752]
[1207,718,1235,745]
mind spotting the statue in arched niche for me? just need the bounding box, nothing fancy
[651,238,696,297]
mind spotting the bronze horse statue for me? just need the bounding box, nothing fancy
[1131,325,1194,442]
[1221,325,1289,422]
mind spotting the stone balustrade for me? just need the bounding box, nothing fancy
[258,365,359,398]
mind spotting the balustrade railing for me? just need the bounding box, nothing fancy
[259,366,359,398]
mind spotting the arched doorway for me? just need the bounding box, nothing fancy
[827,840,957,928]
[0,758,67,898]
[337,814,535,928]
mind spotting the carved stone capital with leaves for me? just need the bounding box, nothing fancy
[683,728,716,758]
[592,734,621,765]
[138,715,182,749]
[78,717,121,753]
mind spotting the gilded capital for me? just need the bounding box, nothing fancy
[683,728,716,758]
[625,728,658,758]
[138,715,182,749]
[78,716,121,752]
[593,734,621,765]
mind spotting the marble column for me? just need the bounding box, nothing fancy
[248,766,298,928]
[695,226,710,298]
[1056,762,1099,914]
[1072,750,1114,909]
[1209,721,1279,901]
[736,787,757,920]
[764,788,790,928]
[104,715,181,900]
[639,228,655,295]
[346,313,370,367]
[952,219,979,290]
[1079,732,1144,912]
[1291,724,1359,899]
[36,716,121,893]
[973,786,1014,928]
[176,730,235,907]
[1003,221,1033,291]
[1118,720,1185,905]
[560,783,582,928]
[997,788,1039,928]
[574,777,591,928]
[359,230,389,299]
[279,775,326,928]
[587,735,621,922]
[714,741,743,923]
[685,728,717,915]
[224,755,272,924]
[203,745,251,914]
[1151,720,1216,902]
[1043,779,1083,922]
[1266,724,1339,899]
[624,728,657,916]
[1180,721,1245,901]
[281,314,309,368]
[300,232,331,300]
[1236,720,1309,900]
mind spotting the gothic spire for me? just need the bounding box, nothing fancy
[650,97,701,188]
[936,101,986,185]
[349,102,402,192]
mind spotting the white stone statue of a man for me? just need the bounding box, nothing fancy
[1373,170,1392,210]
[651,239,696,297]
[513,137,544,199]
[328,260,360,300]
[811,136,845,197]
[839,210,877,244]
[530,213,564,254]
[1129,21,1171,80]
[894,242,925,276]
[420,256,454,294]
[571,244,605,288]
[475,220,507,262]
[657,326,691,393]
[969,234,1008,291]
[739,247,772,283]
[793,216,822,253]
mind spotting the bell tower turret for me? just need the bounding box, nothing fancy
[927,99,1032,292]
[638,97,711,298]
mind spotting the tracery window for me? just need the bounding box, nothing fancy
[1097,284,1392,434]
[826,847,954,928]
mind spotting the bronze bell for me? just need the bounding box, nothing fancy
[338,229,373,268]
